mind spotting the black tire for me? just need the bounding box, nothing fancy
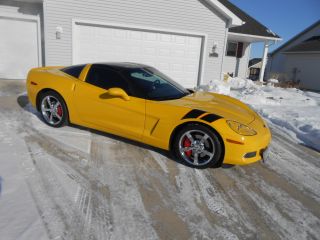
[38,90,69,128]
[173,124,223,169]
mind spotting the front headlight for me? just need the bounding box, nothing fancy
[226,120,257,136]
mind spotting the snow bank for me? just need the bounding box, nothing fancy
[267,79,279,84]
[199,80,230,95]
[201,77,320,152]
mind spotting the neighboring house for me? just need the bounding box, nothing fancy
[267,20,320,91]
[0,0,280,88]
[248,58,262,81]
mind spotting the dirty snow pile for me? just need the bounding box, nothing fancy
[201,78,320,151]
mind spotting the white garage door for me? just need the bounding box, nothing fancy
[73,23,203,88]
[0,17,39,79]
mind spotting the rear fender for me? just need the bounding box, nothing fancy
[26,67,77,122]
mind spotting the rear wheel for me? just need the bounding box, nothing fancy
[173,124,223,169]
[39,91,68,128]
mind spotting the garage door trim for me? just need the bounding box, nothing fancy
[0,12,42,72]
[72,18,208,86]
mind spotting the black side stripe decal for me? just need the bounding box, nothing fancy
[182,109,206,120]
[201,114,222,123]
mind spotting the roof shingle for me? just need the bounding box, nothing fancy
[284,36,320,53]
[270,20,320,56]
[217,0,281,39]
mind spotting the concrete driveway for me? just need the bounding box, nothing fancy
[0,80,319,240]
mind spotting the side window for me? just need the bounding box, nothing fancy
[61,64,86,78]
[226,41,238,57]
[86,65,130,93]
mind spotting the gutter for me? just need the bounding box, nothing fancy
[204,0,244,27]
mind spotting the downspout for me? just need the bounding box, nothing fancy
[219,22,229,82]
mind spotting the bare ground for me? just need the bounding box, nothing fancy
[0,80,319,240]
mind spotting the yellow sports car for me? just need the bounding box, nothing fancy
[26,63,271,168]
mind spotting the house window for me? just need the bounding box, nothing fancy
[226,41,238,57]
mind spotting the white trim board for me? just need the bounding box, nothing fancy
[203,0,243,27]
[228,32,282,42]
[0,13,42,78]
[71,18,208,86]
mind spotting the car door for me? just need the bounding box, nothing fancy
[73,64,145,141]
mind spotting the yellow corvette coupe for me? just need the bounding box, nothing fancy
[27,63,271,168]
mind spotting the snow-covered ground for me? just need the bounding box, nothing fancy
[1,80,320,240]
[201,78,320,152]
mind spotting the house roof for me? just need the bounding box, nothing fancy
[205,0,243,27]
[217,0,281,39]
[249,58,262,67]
[284,36,320,53]
[270,20,320,56]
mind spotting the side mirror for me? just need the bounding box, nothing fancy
[107,88,130,101]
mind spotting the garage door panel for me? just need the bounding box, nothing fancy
[0,18,39,79]
[74,23,203,87]
[144,32,157,41]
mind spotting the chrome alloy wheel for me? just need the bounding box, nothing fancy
[41,96,63,126]
[178,130,215,167]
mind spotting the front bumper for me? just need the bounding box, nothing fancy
[222,118,272,165]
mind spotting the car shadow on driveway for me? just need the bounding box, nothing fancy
[17,94,232,169]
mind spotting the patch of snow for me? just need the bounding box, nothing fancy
[0,119,49,240]
[229,77,256,90]
[200,77,320,151]
[267,79,279,84]
[148,150,169,173]
[199,80,230,95]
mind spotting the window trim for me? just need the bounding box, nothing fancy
[226,41,238,57]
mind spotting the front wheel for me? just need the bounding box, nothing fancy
[173,124,223,169]
[38,91,68,128]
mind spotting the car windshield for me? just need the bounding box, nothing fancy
[123,67,190,100]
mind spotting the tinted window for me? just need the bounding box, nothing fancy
[86,65,130,93]
[61,64,86,78]
[123,67,189,100]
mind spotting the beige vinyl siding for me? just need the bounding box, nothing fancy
[44,0,228,84]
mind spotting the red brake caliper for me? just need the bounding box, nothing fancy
[183,137,192,157]
[57,104,63,117]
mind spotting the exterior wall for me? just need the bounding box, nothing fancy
[43,0,228,85]
[222,42,251,78]
[0,0,44,66]
[284,53,320,91]
[267,24,320,80]
[0,1,41,15]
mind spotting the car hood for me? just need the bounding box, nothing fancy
[167,91,256,124]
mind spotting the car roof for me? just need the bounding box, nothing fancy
[92,62,151,71]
